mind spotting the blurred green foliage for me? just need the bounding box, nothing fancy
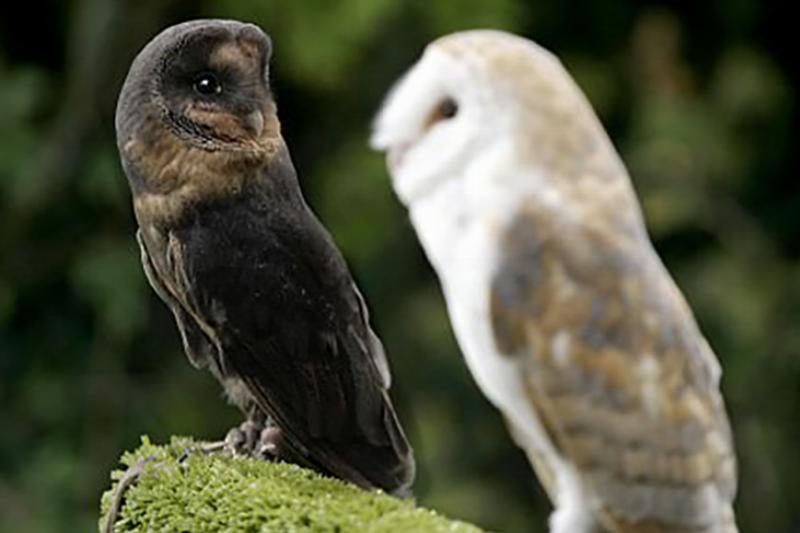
[0,1,797,532]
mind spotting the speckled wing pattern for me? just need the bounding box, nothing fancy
[490,206,737,531]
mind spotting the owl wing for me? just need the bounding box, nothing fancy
[490,209,737,530]
[137,230,217,370]
[137,205,414,493]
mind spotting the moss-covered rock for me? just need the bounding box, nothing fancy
[100,437,483,532]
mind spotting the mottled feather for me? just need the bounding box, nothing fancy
[491,205,736,530]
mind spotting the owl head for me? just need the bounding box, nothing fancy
[371,30,625,209]
[116,19,276,155]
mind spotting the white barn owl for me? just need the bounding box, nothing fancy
[372,30,737,532]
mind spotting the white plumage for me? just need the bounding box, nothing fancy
[373,30,737,532]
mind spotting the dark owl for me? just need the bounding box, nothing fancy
[115,19,414,493]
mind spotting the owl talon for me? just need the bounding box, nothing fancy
[221,418,282,460]
[255,426,283,459]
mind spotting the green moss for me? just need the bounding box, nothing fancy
[100,437,483,532]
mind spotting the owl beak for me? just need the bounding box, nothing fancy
[387,142,411,174]
[244,109,265,137]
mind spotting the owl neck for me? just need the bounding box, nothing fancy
[127,128,301,229]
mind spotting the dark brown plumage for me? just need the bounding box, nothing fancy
[114,19,414,493]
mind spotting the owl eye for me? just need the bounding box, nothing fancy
[193,72,222,96]
[437,97,458,119]
[426,97,458,129]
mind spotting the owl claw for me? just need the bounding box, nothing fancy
[255,425,283,459]
[220,418,282,460]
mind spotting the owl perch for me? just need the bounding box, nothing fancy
[99,437,478,533]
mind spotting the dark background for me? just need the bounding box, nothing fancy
[0,1,797,531]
